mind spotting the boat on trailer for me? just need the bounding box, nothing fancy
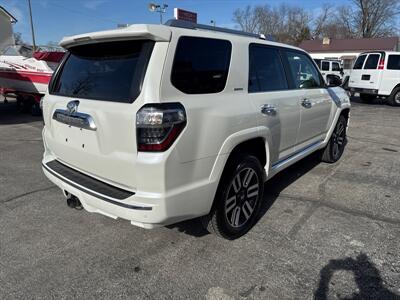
[0,45,64,114]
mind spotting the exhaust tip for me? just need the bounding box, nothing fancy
[66,194,83,210]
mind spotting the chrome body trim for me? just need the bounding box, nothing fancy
[272,140,323,170]
[52,109,97,131]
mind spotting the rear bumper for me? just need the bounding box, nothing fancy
[42,157,217,229]
[349,87,378,95]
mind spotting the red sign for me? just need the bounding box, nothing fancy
[174,8,197,23]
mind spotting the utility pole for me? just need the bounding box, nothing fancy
[148,3,168,24]
[27,0,36,52]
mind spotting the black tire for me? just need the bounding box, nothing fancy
[320,115,347,163]
[201,154,264,240]
[387,87,400,106]
[359,93,375,103]
[31,102,42,116]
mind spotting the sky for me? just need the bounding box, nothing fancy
[2,0,355,45]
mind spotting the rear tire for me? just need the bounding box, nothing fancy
[320,115,347,163]
[359,93,375,103]
[201,154,264,240]
[387,87,400,106]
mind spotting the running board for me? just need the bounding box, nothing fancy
[271,140,323,171]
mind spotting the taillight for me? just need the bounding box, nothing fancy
[378,58,385,69]
[136,103,186,152]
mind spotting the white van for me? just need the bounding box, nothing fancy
[348,51,400,106]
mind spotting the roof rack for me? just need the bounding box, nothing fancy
[165,19,266,40]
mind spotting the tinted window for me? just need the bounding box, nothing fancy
[353,55,367,69]
[321,61,330,71]
[387,55,400,70]
[285,51,322,89]
[364,54,380,69]
[171,37,231,94]
[332,62,341,71]
[51,40,154,103]
[314,59,321,68]
[248,45,288,93]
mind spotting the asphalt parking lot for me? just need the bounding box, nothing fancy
[0,96,399,300]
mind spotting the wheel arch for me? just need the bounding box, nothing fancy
[209,127,271,183]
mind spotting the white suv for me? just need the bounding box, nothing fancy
[349,51,400,106]
[42,20,351,239]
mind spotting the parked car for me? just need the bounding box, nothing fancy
[348,51,400,106]
[313,58,344,82]
[41,20,351,239]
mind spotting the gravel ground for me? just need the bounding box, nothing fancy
[0,96,399,299]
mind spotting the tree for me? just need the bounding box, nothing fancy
[232,4,311,45]
[232,0,400,45]
[351,0,400,38]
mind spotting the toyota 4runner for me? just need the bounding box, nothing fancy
[42,20,351,239]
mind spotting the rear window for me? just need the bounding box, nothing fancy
[332,62,341,71]
[353,55,367,69]
[387,55,400,70]
[321,61,330,71]
[50,40,154,103]
[364,54,380,69]
[171,37,232,94]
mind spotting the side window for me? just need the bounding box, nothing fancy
[314,59,321,69]
[353,55,367,69]
[321,61,330,71]
[332,62,341,71]
[387,55,400,70]
[248,45,288,93]
[171,37,232,94]
[364,54,380,69]
[285,51,322,89]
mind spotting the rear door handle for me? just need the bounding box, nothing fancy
[261,104,277,116]
[301,98,312,108]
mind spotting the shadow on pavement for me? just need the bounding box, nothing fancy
[314,253,400,300]
[350,95,386,106]
[0,100,42,125]
[168,152,322,238]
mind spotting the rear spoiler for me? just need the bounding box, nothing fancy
[60,24,171,49]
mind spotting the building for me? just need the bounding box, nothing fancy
[299,37,400,73]
[0,6,17,53]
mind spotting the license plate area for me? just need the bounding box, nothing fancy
[361,74,370,81]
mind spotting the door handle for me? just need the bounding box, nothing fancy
[261,104,277,116]
[301,98,312,108]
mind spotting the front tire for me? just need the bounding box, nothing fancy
[321,115,347,163]
[202,154,264,240]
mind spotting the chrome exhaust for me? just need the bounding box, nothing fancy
[65,192,83,210]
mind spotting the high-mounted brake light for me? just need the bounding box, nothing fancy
[378,57,385,70]
[136,103,186,152]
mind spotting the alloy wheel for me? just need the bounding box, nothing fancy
[225,168,260,228]
[332,119,346,160]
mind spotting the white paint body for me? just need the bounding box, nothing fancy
[41,24,350,229]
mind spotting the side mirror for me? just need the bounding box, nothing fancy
[327,75,342,87]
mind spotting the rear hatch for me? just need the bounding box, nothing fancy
[349,52,383,90]
[44,38,159,189]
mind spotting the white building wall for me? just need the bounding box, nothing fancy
[0,10,15,53]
